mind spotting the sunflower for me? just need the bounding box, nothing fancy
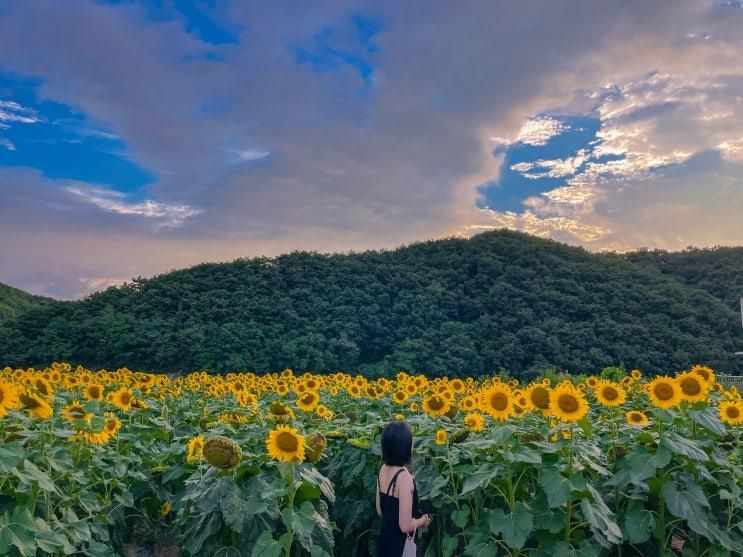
[690,365,715,385]
[348,385,361,398]
[62,400,92,423]
[676,371,710,403]
[464,412,485,432]
[110,388,134,412]
[34,377,54,399]
[524,383,551,413]
[186,435,205,463]
[549,384,588,422]
[0,379,20,418]
[646,376,682,409]
[395,413,405,421]
[275,383,289,396]
[422,394,450,417]
[69,428,110,445]
[103,412,122,436]
[459,395,478,412]
[480,384,514,420]
[626,411,649,426]
[266,425,306,462]
[160,501,171,517]
[435,430,447,445]
[392,390,409,405]
[450,379,465,394]
[719,401,743,426]
[595,381,626,407]
[83,383,104,401]
[19,390,53,419]
[586,377,599,388]
[297,391,320,412]
[631,369,643,380]
[409,402,419,412]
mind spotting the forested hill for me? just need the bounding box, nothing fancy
[0,283,50,323]
[624,246,743,313]
[1,231,742,377]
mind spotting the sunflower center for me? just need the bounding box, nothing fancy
[557,394,579,414]
[490,392,508,411]
[680,377,701,396]
[120,392,132,404]
[630,412,643,423]
[726,406,740,419]
[531,387,550,409]
[653,383,674,401]
[428,396,444,411]
[602,387,619,401]
[89,386,100,398]
[276,431,299,452]
[20,393,41,410]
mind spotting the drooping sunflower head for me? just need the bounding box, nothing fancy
[422,394,451,417]
[435,429,447,446]
[266,426,306,462]
[304,432,326,463]
[103,412,122,436]
[626,410,649,426]
[203,435,242,469]
[646,376,682,409]
[595,381,626,407]
[549,384,589,422]
[464,412,485,432]
[676,371,710,403]
[719,401,743,426]
[34,377,54,399]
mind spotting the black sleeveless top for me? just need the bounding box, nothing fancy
[377,467,421,557]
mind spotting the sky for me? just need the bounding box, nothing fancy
[2,1,743,299]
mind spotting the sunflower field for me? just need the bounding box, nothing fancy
[0,363,741,557]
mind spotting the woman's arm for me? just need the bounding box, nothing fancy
[396,473,418,533]
[376,482,382,517]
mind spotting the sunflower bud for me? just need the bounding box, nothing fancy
[305,432,326,463]
[450,428,470,445]
[203,436,242,469]
[347,437,371,450]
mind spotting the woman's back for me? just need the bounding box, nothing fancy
[377,466,419,557]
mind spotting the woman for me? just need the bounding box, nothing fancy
[375,421,432,556]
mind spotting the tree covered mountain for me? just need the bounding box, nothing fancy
[1,231,741,377]
[0,282,51,323]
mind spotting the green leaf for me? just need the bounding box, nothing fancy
[15,459,57,492]
[461,461,501,495]
[0,441,25,473]
[580,485,622,548]
[507,446,542,464]
[488,502,533,549]
[283,501,324,552]
[298,465,335,503]
[689,408,727,436]
[0,507,38,557]
[251,532,289,557]
[623,500,654,544]
[442,535,459,557]
[661,433,708,461]
[539,466,571,508]
[451,506,470,529]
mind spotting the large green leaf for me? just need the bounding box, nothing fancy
[661,433,708,461]
[622,499,654,544]
[580,485,622,548]
[460,461,501,495]
[539,466,585,508]
[251,532,290,557]
[488,502,533,549]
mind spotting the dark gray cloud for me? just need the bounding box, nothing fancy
[1,1,742,298]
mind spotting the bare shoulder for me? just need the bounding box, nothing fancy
[397,468,414,487]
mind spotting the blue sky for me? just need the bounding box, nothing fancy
[2,1,743,298]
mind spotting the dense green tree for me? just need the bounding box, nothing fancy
[1,230,741,376]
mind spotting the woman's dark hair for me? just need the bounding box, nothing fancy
[381,421,412,466]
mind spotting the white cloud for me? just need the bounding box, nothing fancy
[511,149,588,179]
[0,138,15,151]
[515,117,569,146]
[0,100,40,127]
[64,184,200,229]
